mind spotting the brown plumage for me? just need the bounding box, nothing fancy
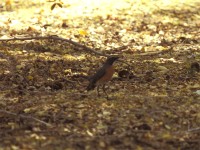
[87,56,119,99]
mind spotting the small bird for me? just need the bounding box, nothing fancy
[87,56,119,99]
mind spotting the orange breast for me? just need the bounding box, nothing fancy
[98,66,114,83]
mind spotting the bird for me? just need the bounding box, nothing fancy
[87,56,119,99]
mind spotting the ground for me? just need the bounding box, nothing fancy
[0,0,200,149]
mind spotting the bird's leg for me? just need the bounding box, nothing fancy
[102,84,109,100]
[97,85,100,96]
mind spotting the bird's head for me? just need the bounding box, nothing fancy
[106,56,119,65]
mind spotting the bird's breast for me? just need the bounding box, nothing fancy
[97,66,114,83]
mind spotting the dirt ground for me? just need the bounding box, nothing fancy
[0,0,200,149]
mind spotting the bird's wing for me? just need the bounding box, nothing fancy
[90,66,106,84]
[87,66,106,91]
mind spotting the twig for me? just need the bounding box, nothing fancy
[134,50,166,56]
[188,127,200,132]
[0,35,132,67]
[0,109,52,127]
[0,35,109,57]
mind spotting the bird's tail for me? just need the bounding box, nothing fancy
[87,82,96,91]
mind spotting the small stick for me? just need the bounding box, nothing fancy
[0,109,52,127]
[0,35,108,57]
[188,127,200,132]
